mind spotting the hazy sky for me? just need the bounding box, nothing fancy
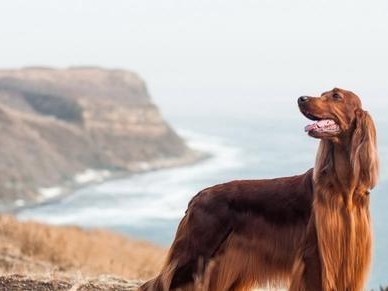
[1,0,387,116]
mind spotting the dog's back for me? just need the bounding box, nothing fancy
[139,169,314,290]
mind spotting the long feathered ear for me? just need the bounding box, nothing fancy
[350,109,379,190]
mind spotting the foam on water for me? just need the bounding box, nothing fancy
[18,128,244,227]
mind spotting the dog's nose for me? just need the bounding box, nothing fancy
[298,96,310,105]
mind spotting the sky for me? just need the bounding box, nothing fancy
[0,0,388,117]
[2,2,388,286]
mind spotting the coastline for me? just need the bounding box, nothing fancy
[4,149,210,215]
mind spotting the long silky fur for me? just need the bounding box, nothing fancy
[139,99,379,291]
[312,110,379,291]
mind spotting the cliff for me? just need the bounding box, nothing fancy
[0,67,199,209]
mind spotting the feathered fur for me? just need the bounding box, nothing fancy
[139,88,379,291]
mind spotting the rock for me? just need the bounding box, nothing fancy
[0,274,143,291]
[0,67,200,209]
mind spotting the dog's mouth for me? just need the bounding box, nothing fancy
[303,114,340,135]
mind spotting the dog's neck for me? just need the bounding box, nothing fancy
[332,141,354,192]
[314,138,366,204]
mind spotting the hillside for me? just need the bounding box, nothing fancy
[0,67,200,210]
[0,215,161,290]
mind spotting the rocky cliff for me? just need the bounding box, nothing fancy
[0,67,198,209]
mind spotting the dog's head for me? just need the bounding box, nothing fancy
[299,88,379,189]
[298,88,363,140]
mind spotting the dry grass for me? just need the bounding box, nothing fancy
[0,215,165,280]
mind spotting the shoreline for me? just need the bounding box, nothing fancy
[4,149,210,215]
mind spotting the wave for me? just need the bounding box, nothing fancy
[17,128,244,228]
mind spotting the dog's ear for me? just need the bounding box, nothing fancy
[350,109,379,190]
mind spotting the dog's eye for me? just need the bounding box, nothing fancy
[332,93,342,100]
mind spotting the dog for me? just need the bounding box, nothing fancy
[139,88,379,291]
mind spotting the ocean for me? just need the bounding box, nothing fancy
[17,109,388,289]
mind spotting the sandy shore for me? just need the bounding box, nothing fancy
[3,149,209,214]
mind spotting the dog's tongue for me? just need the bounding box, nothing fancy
[305,119,339,133]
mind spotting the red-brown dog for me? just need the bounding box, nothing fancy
[140,88,379,291]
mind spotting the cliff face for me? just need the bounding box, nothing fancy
[0,67,196,209]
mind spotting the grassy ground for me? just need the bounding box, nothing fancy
[0,215,165,289]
